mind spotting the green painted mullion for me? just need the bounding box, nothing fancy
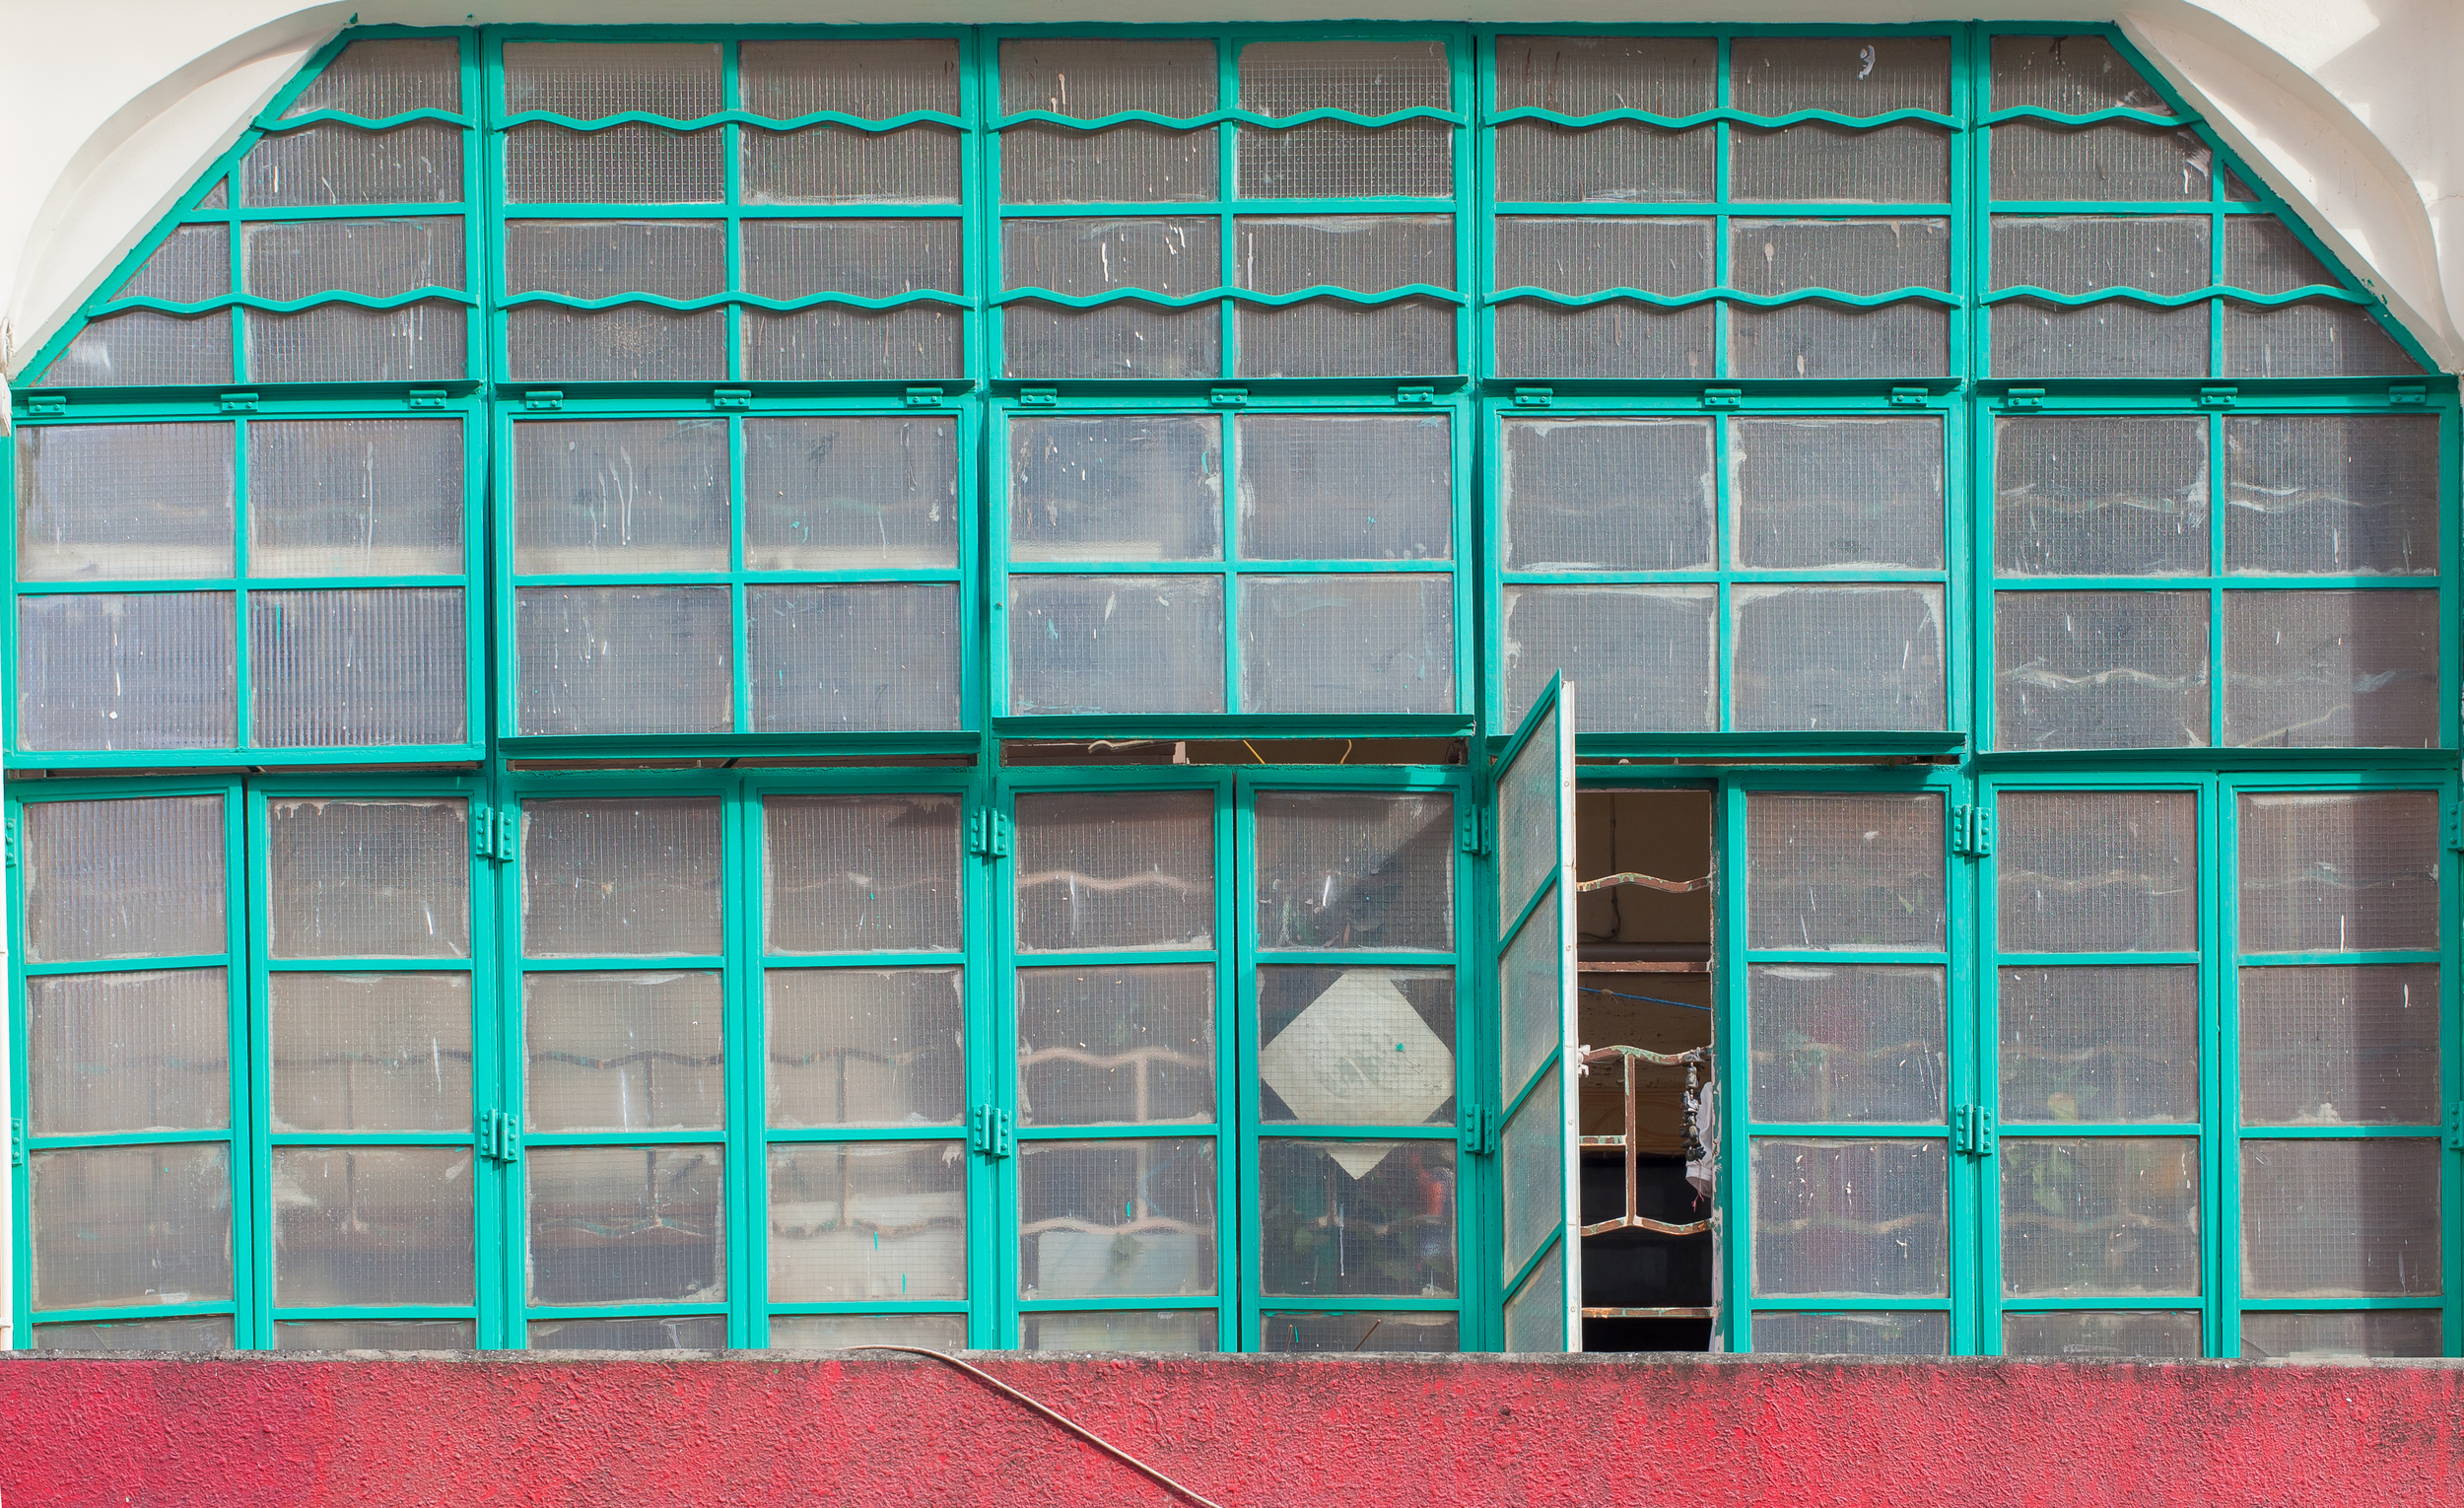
[988,775,1022,1344]
[2445,773,2463,1355]
[1216,34,1240,382]
[724,776,756,1348]
[231,782,266,1349]
[2209,773,2236,1356]
[721,39,744,386]
[1711,34,1732,380]
[1715,778,1751,1350]
[960,772,995,1348]
[496,784,531,1346]
[1213,773,1241,1350]
[5,790,32,1347]
[1947,756,1977,1353]
[1950,22,1979,387]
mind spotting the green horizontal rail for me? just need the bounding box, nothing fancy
[1488,104,1962,130]
[498,106,965,132]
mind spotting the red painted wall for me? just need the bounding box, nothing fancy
[4,1353,2459,1508]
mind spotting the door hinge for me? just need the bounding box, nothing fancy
[711,387,754,411]
[479,1108,521,1164]
[1513,386,1552,408]
[1458,1103,1497,1155]
[472,804,516,863]
[1208,386,1249,408]
[1018,387,1060,407]
[1699,386,1743,410]
[1397,384,1435,406]
[971,1105,1014,1158]
[905,386,944,408]
[3,815,16,867]
[2444,804,2463,853]
[2004,387,2046,412]
[2390,382,2428,406]
[1951,803,1994,858]
[2445,1101,2464,1151]
[1889,385,1929,407]
[969,809,1011,858]
[219,390,260,413]
[1458,806,1492,856]
[2198,385,2238,409]
[408,387,447,409]
[9,1119,22,1168]
[25,394,67,417]
[1952,1104,1997,1157]
[523,388,565,411]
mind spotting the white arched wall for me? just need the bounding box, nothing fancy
[2,0,2459,391]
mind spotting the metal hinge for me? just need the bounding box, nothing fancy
[2004,387,2046,412]
[905,386,944,408]
[1397,384,1435,406]
[1019,387,1060,407]
[2198,385,2238,409]
[3,815,16,867]
[711,388,753,411]
[1513,386,1552,408]
[472,803,515,863]
[25,394,66,416]
[219,390,259,413]
[2446,1101,2463,1151]
[1952,1105,1997,1157]
[970,1105,1014,1158]
[2390,382,2428,406]
[523,389,565,411]
[1699,387,1743,410]
[1458,1103,1497,1155]
[9,1119,22,1168]
[2445,803,2463,853]
[1457,807,1492,856]
[408,388,447,409]
[1951,803,1994,858]
[1889,386,1929,407]
[969,809,1011,858]
[1208,386,1249,408]
[479,1108,521,1164]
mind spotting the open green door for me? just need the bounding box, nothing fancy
[1495,674,1581,1351]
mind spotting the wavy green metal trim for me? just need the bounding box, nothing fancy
[500,288,968,311]
[496,107,964,133]
[1984,282,2369,308]
[1488,104,1961,131]
[1484,285,1959,309]
[90,287,478,315]
[255,107,474,132]
[1976,104,2193,128]
[987,105,1462,132]
[988,283,1466,308]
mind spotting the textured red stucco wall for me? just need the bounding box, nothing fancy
[2,1352,2459,1507]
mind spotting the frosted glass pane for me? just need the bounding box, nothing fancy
[526,1146,724,1305]
[1003,300,1221,378]
[2224,415,2439,577]
[739,219,961,300]
[16,592,235,752]
[1992,299,2209,379]
[768,969,963,1128]
[2223,302,2421,378]
[1492,121,1715,204]
[503,42,720,117]
[268,972,473,1133]
[513,585,733,736]
[1260,1140,1456,1298]
[28,969,230,1135]
[2242,1311,2442,1359]
[1236,415,1451,562]
[2005,1311,2199,1360]
[241,217,462,301]
[31,1143,232,1309]
[1747,965,1946,1124]
[1991,36,2174,114]
[1237,299,1456,378]
[999,38,1216,118]
[21,794,225,964]
[768,1313,968,1350]
[245,300,466,384]
[1731,35,1949,112]
[1990,215,2208,297]
[1237,38,1448,113]
[1017,1140,1217,1299]
[765,795,961,954]
[1008,415,1222,563]
[272,1146,474,1305]
[1006,575,1225,716]
[1991,122,2213,200]
[35,308,233,388]
[1994,590,2211,750]
[1731,417,1943,571]
[198,180,228,210]
[1501,584,1715,733]
[513,417,727,575]
[504,217,717,298]
[1501,417,1712,572]
[2001,971,2198,1124]
[1256,966,1455,1126]
[1732,584,1945,732]
[1498,889,1561,1104]
[1236,122,1452,199]
[1016,964,1215,1126]
[1232,216,1453,295]
[503,125,723,205]
[1003,216,1216,295]
[2238,791,2439,954]
[1730,219,1950,295]
[1730,303,1949,378]
[251,588,466,749]
[15,421,233,581]
[110,225,227,302]
[528,1315,725,1350]
[247,417,462,578]
[770,1142,966,1302]
[526,972,722,1132]
[740,38,962,118]
[1493,34,1716,112]
[1263,1311,1458,1352]
[1254,793,1453,952]
[2224,589,2437,749]
[1501,1241,1564,1352]
[1750,1138,1947,1297]
[265,797,468,959]
[743,123,962,205]
[743,306,962,381]
[2001,1138,2200,1296]
[1023,1311,1216,1353]
[1238,574,1453,716]
[1012,789,1213,953]
[286,36,462,117]
[522,798,722,958]
[1997,790,2198,954]
[2240,965,2440,1127]
[1729,124,1950,203]
[1994,416,2209,577]
[1746,793,1946,952]
[1494,214,1712,296]
[272,1319,474,1351]
[2240,1139,2439,1298]
[242,122,462,207]
[743,416,955,571]
[1752,1312,1948,1356]
[1001,124,1215,204]
[35,1316,235,1352]
[505,307,726,382]
[2224,221,2335,294]
[747,583,960,734]
[1491,301,1713,380]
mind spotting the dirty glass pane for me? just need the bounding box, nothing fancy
[1999,967,2198,1125]
[1008,415,1222,564]
[525,971,723,1132]
[1997,790,2198,954]
[768,968,963,1129]
[271,1319,475,1350]
[526,1146,724,1305]
[1237,575,1453,717]
[1994,417,2208,578]
[1021,1311,1216,1353]
[1750,1138,1949,1298]
[1237,415,1451,562]
[1016,964,1214,1126]
[2003,1311,2200,1359]
[2237,791,2439,954]
[527,1315,727,1350]
[1259,1139,1457,1298]
[768,1313,969,1350]
[1498,887,1562,1111]
[743,417,958,571]
[1501,584,1716,734]
[1254,791,1453,952]
[2223,589,2438,749]
[769,1141,966,1302]
[32,1317,235,1352]
[250,588,468,750]
[1259,967,1455,1127]
[513,584,734,736]
[268,972,472,1133]
[2224,415,2439,578]
[2240,1310,2442,1359]
[1731,417,1944,571]
[2000,1138,2201,1297]
[265,798,469,959]
[1262,1311,1458,1352]
[512,418,729,576]
[521,797,723,958]
[1995,590,2211,750]
[1012,789,1213,953]
[27,969,230,1135]
[1731,584,1945,732]
[2240,1138,2440,1298]
[1750,1312,1949,1356]
[1016,1139,1217,1300]
[31,1143,233,1310]
[1501,418,1713,573]
[15,421,234,581]
[1501,1240,1564,1352]
[1745,793,1946,951]
[1006,574,1225,717]
[764,794,961,954]
[272,1147,475,1306]
[1499,1072,1563,1277]
[1747,964,1947,1125]
[21,795,225,965]
[2239,964,2440,1127]
[746,583,961,735]
[16,592,237,753]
